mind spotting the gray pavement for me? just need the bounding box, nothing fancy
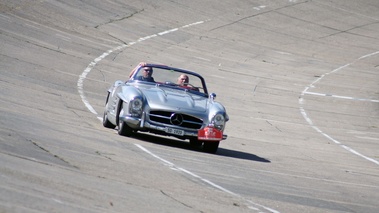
[1,0,378,212]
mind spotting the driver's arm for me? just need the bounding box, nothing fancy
[128,62,147,79]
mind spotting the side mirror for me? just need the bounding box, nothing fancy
[210,93,217,100]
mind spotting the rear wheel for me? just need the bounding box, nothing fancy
[203,141,220,153]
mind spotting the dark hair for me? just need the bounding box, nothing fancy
[143,67,153,73]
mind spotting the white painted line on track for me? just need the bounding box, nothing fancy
[355,136,379,141]
[194,56,211,61]
[56,33,71,41]
[253,5,267,11]
[299,51,379,166]
[303,91,379,103]
[78,20,279,213]
[135,144,280,213]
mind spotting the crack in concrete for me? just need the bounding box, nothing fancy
[92,10,145,60]
[209,1,310,31]
[266,120,282,132]
[94,9,143,29]
[95,151,114,161]
[1,30,84,60]
[29,139,79,169]
[160,190,195,210]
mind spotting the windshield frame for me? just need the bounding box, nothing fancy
[129,64,209,96]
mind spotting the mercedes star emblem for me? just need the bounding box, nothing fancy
[170,113,183,126]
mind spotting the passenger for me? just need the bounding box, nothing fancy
[177,74,199,91]
[177,74,189,86]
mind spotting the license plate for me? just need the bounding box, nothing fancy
[165,127,184,136]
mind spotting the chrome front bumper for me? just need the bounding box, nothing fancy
[120,114,227,140]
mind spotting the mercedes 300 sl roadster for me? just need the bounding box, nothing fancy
[102,63,229,153]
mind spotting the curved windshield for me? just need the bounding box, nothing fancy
[132,66,207,95]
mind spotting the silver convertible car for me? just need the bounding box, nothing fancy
[102,63,229,153]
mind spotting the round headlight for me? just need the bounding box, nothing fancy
[214,114,225,125]
[131,99,142,110]
[130,98,143,116]
[212,114,225,130]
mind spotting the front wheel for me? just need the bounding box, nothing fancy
[103,92,116,129]
[189,139,203,147]
[203,141,220,153]
[117,101,133,137]
[118,119,133,137]
[103,110,116,129]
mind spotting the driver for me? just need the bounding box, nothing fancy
[136,66,155,82]
[128,62,155,82]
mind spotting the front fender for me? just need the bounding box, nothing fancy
[115,85,145,122]
[208,101,228,121]
[108,80,124,93]
[116,85,144,103]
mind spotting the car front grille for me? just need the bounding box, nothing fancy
[149,110,203,129]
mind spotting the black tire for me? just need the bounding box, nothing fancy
[118,120,133,137]
[103,92,116,128]
[117,101,133,137]
[189,139,203,147]
[103,110,116,128]
[203,141,220,153]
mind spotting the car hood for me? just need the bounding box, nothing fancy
[141,86,208,112]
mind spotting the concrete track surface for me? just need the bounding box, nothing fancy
[1,0,378,212]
